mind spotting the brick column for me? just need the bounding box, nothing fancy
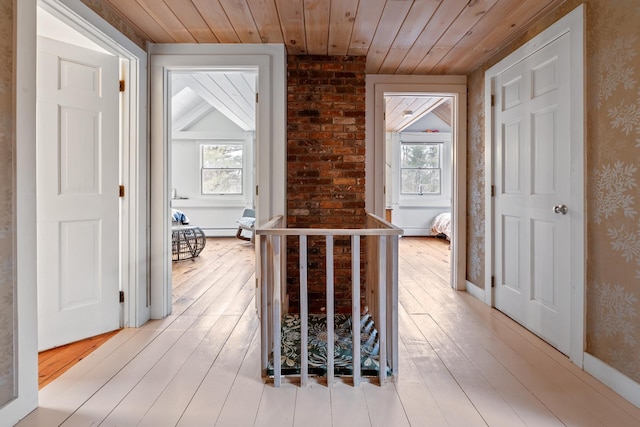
[286,55,366,313]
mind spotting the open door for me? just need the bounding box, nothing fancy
[36,37,121,351]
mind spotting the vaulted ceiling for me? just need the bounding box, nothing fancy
[103,0,564,75]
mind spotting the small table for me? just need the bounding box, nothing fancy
[172,225,206,261]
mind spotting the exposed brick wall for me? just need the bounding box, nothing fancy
[286,55,366,313]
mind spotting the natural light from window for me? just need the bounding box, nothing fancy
[201,143,244,195]
[400,143,442,195]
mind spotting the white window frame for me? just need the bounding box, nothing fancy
[393,132,452,208]
[200,140,246,196]
[400,141,443,196]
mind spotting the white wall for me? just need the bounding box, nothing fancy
[404,112,449,133]
[171,109,255,236]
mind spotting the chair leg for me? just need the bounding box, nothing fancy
[236,227,252,241]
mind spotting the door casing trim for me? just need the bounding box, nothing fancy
[148,44,287,319]
[365,75,467,290]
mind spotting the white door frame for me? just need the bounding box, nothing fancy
[484,4,585,365]
[148,44,286,319]
[9,0,146,422]
[366,75,467,290]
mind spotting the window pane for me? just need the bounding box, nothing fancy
[202,145,243,168]
[401,169,441,194]
[401,144,440,168]
[202,169,242,194]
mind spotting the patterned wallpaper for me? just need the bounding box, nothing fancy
[0,0,14,407]
[467,0,640,383]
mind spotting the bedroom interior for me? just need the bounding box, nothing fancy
[385,96,453,243]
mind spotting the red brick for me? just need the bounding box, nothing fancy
[287,55,366,313]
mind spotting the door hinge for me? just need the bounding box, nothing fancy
[491,94,495,107]
[256,92,259,103]
[119,185,125,198]
[491,185,495,197]
[119,290,125,303]
[491,276,495,288]
[256,185,259,196]
[119,80,125,92]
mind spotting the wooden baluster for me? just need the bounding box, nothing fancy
[273,235,282,387]
[326,235,334,386]
[299,235,309,387]
[377,235,387,385]
[351,235,361,386]
[260,235,269,374]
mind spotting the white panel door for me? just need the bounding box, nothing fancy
[493,33,571,355]
[37,37,120,351]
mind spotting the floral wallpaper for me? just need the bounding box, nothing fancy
[466,70,485,286]
[467,0,640,384]
[0,0,14,407]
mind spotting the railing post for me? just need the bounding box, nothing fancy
[388,235,399,380]
[351,235,361,386]
[377,235,387,385]
[299,235,309,387]
[273,235,282,387]
[326,235,334,386]
[260,235,269,375]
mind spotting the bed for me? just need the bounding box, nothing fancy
[430,212,452,241]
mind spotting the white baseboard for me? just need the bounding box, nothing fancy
[201,228,236,238]
[465,280,485,302]
[584,352,640,409]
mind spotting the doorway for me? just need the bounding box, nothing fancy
[365,75,467,290]
[149,44,287,319]
[169,68,258,306]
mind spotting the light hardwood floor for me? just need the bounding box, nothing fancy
[17,237,640,426]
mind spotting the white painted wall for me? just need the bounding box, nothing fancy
[403,113,449,133]
[171,110,255,236]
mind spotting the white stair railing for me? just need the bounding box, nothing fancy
[256,213,402,387]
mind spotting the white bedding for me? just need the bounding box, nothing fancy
[431,212,452,240]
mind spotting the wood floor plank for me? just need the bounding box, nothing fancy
[292,383,333,427]
[330,382,371,427]
[59,315,202,426]
[17,237,640,427]
[175,305,259,426]
[253,383,297,427]
[214,328,265,426]
[410,311,529,427]
[99,315,222,425]
[361,383,411,427]
[394,337,450,426]
[137,314,241,426]
[397,310,487,427]
[38,330,122,389]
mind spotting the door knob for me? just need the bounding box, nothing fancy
[553,204,568,215]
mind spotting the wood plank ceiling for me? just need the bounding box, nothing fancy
[103,0,564,75]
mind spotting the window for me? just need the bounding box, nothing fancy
[400,143,441,195]
[201,144,243,195]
